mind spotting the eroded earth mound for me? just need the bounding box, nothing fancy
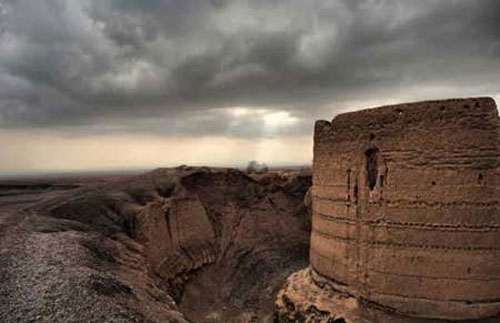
[0,167,311,323]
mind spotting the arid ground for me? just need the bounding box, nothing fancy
[0,167,311,323]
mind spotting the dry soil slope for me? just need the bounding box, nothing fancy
[0,166,311,323]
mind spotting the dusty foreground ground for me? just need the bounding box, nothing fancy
[0,167,311,323]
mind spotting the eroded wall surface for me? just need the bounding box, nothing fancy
[310,97,500,320]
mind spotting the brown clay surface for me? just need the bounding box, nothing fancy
[0,167,311,323]
[276,97,500,322]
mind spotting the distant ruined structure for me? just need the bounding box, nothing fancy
[276,97,500,322]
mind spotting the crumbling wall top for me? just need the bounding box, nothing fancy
[315,97,498,141]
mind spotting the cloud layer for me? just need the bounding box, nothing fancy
[1,0,500,139]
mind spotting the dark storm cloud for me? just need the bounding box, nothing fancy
[0,0,500,137]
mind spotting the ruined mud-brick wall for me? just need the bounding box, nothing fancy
[311,97,500,320]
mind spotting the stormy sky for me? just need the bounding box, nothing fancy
[1,0,500,175]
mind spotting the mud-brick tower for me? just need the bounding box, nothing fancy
[309,97,500,321]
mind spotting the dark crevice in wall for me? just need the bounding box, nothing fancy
[347,169,351,201]
[365,148,379,191]
[354,182,359,204]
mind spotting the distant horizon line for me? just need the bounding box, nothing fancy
[0,163,312,180]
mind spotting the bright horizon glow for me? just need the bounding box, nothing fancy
[1,96,498,177]
[263,111,299,128]
[0,130,312,176]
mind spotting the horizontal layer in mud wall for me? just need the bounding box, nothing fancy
[310,97,500,320]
